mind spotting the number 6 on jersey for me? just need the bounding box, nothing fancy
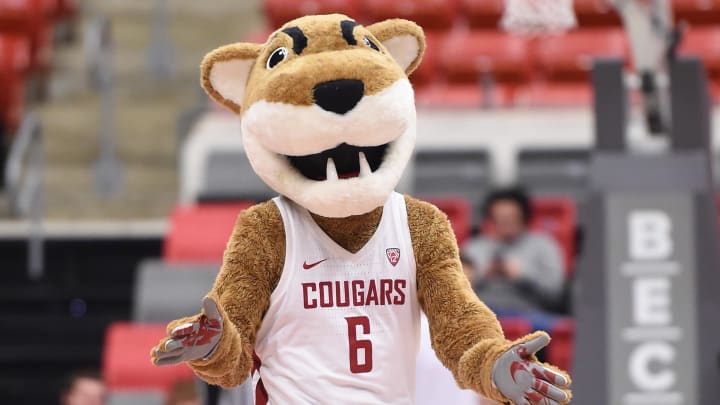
[345,316,373,373]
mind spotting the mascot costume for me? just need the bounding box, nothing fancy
[151,14,572,405]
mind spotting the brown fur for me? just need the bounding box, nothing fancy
[310,207,383,253]
[152,197,573,403]
[200,14,421,113]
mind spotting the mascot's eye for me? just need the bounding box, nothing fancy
[363,36,380,52]
[266,47,288,69]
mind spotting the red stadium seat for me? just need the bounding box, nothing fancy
[673,0,720,25]
[573,0,622,26]
[0,73,25,133]
[439,31,532,105]
[517,82,594,107]
[536,28,627,82]
[52,0,78,20]
[481,197,577,274]
[264,0,364,28]
[547,318,574,372]
[364,0,459,31]
[440,31,532,85]
[529,28,627,106]
[529,197,577,273]
[0,35,30,132]
[461,0,505,29]
[679,27,720,82]
[712,82,720,103]
[0,34,31,74]
[163,202,254,264]
[103,322,194,391]
[499,317,533,341]
[415,83,515,108]
[423,197,473,246]
[0,0,55,70]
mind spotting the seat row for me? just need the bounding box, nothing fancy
[245,20,720,107]
[164,195,577,274]
[264,0,720,31]
[414,26,720,107]
[0,0,77,134]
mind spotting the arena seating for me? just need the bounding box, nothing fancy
[499,317,533,341]
[0,0,78,182]
[0,34,30,133]
[0,231,162,403]
[103,322,194,391]
[529,197,577,273]
[102,262,218,400]
[264,0,365,28]
[199,149,276,202]
[413,149,490,219]
[364,0,459,31]
[0,0,56,72]
[673,0,720,25]
[422,196,473,246]
[573,0,622,27]
[436,31,532,107]
[547,317,574,372]
[259,0,720,107]
[163,202,254,263]
[461,0,505,29]
[680,27,720,84]
[132,260,217,322]
[517,148,590,202]
[526,28,628,106]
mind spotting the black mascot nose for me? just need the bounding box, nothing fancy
[312,79,365,114]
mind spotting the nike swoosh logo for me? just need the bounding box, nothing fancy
[303,259,327,270]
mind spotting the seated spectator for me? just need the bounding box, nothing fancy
[60,369,107,405]
[463,187,565,313]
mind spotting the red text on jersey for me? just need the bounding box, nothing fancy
[302,279,407,309]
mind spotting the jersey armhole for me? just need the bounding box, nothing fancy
[269,197,294,300]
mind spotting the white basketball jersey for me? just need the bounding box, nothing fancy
[254,192,421,405]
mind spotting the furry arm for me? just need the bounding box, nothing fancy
[406,196,527,403]
[180,201,285,387]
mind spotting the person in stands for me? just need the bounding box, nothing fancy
[60,370,107,405]
[463,187,565,314]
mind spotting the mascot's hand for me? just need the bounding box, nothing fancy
[492,333,571,405]
[151,297,223,366]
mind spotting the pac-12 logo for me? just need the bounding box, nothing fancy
[386,248,400,267]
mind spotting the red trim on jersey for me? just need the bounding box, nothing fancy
[253,352,268,405]
[256,378,268,405]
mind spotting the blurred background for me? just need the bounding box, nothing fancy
[1,0,719,404]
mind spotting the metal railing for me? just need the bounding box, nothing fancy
[5,113,43,218]
[4,112,45,279]
[85,15,124,196]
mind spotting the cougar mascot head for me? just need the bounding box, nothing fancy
[152,14,572,405]
[200,14,424,217]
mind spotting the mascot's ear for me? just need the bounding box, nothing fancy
[366,19,426,76]
[200,43,263,113]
